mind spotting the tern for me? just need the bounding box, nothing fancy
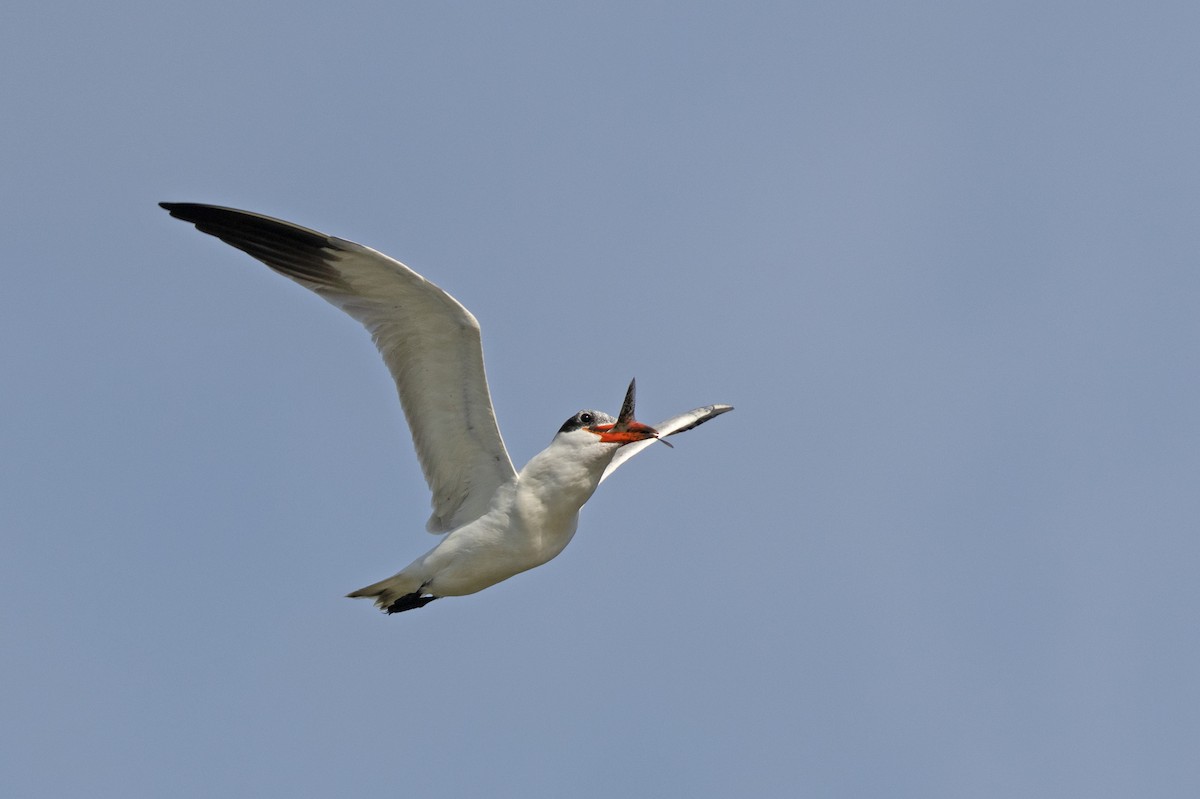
[160,203,732,613]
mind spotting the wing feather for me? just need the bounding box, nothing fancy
[161,202,517,532]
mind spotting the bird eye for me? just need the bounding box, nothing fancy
[579,412,593,425]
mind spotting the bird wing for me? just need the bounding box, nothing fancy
[599,404,734,484]
[161,203,517,532]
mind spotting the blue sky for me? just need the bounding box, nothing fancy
[3,2,1198,796]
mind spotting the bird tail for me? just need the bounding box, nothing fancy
[346,572,425,612]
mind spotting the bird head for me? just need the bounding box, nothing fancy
[554,379,662,445]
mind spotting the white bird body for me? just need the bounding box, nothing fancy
[161,202,732,614]
[358,430,612,604]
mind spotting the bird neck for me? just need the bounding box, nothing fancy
[516,438,616,514]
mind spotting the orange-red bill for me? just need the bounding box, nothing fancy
[592,421,660,444]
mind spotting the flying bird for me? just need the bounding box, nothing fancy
[160,203,732,613]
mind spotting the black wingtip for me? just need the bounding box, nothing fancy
[159,201,211,222]
[157,202,353,291]
[159,201,203,222]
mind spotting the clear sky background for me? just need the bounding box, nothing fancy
[3,2,1198,797]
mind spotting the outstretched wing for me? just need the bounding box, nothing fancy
[599,404,733,484]
[161,203,517,532]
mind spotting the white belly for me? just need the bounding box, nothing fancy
[416,510,581,596]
